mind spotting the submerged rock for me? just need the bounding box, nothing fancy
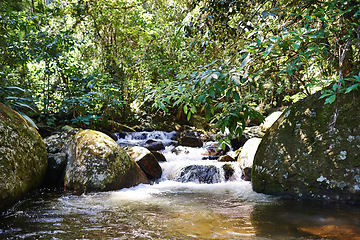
[126,146,163,181]
[143,139,165,151]
[222,164,235,181]
[64,130,149,193]
[202,142,227,160]
[252,89,360,203]
[0,103,47,211]
[241,167,252,181]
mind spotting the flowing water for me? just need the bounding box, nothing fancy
[1,131,360,239]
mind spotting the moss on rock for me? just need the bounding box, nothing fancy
[252,89,360,203]
[0,103,47,211]
[64,130,149,193]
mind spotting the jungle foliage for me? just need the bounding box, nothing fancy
[0,0,359,141]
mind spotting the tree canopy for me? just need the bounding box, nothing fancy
[1,0,359,142]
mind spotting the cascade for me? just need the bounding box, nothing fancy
[116,131,242,184]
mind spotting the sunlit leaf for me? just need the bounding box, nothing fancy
[264,45,274,57]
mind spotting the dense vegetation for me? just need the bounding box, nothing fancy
[1,0,359,143]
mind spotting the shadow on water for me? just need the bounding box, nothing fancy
[251,199,360,240]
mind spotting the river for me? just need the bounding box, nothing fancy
[1,131,359,239]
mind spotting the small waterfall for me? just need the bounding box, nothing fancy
[116,131,177,147]
[116,131,243,184]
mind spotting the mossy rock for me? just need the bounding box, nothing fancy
[252,89,360,203]
[0,103,47,211]
[64,130,149,193]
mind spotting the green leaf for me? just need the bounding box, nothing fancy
[4,86,27,93]
[211,72,220,79]
[256,38,261,46]
[261,10,270,19]
[205,75,212,84]
[233,91,240,101]
[292,41,301,50]
[187,111,191,121]
[264,45,274,57]
[325,94,336,104]
[196,94,207,102]
[345,83,359,93]
[209,88,215,98]
[159,101,166,111]
[241,53,251,68]
[19,112,38,129]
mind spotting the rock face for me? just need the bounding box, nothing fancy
[0,103,47,211]
[252,89,360,203]
[126,146,163,181]
[238,138,262,169]
[259,111,283,133]
[44,129,80,154]
[43,129,80,188]
[64,130,149,193]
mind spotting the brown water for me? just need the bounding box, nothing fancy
[1,181,360,239]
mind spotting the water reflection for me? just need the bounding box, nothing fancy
[251,199,360,239]
[1,184,360,239]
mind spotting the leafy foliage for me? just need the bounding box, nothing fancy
[0,0,358,137]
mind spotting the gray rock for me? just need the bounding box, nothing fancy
[175,165,222,184]
[44,129,80,154]
[252,89,360,203]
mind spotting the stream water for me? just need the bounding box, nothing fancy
[1,131,360,239]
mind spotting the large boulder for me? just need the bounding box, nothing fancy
[0,103,47,211]
[252,89,360,203]
[64,130,149,193]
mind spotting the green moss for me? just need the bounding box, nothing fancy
[252,89,360,203]
[64,130,149,193]
[0,103,47,211]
